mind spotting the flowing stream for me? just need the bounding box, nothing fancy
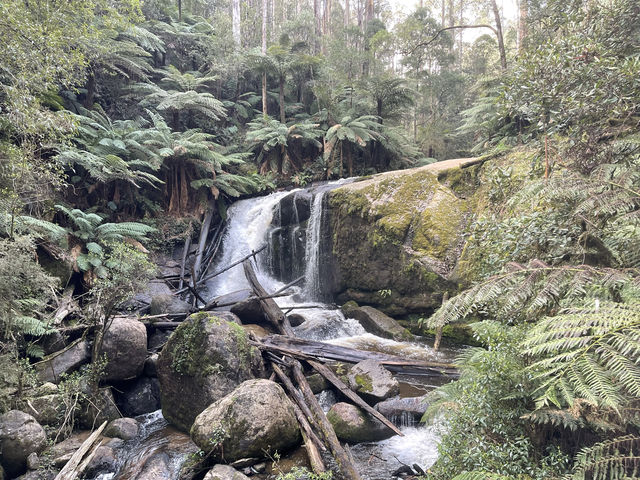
[99,185,456,480]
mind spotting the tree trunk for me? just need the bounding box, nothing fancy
[279,75,286,123]
[490,0,508,70]
[345,0,350,25]
[84,70,96,108]
[441,0,446,27]
[232,0,241,46]
[518,0,528,52]
[178,0,182,21]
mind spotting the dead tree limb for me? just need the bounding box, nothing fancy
[291,360,363,480]
[307,359,402,437]
[243,260,294,336]
[178,236,191,291]
[192,202,215,281]
[54,420,107,480]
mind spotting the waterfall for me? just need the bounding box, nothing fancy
[206,191,292,297]
[304,191,326,300]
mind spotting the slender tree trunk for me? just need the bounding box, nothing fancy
[441,0,445,27]
[232,0,241,46]
[262,0,268,118]
[345,0,350,25]
[279,75,286,123]
[178,0,182,21]
[518,0,528,52]
[490,0,508,70]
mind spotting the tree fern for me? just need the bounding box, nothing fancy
[524,300,640,412]
[423,260,638,328]
[566,435,640,480]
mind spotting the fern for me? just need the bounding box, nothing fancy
[523,300,640,412]
[424,260,638,328]
[451,472,514,480]
[566,435,640,480]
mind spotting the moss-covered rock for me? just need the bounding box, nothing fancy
[190,379,300,462]
[328,163,476,314]
[157,311,265,432]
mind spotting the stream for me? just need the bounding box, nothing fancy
[103,185,458,480]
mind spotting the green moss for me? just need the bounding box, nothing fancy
[169,317,205,376]
[354,373,373,393]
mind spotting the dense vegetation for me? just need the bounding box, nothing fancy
[0,0,639,479]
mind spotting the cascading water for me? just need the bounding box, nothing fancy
[303,191,325,300]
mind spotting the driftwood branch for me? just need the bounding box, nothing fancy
[54,420,107,480]
[291,360,363,480]
[243,260,294,335]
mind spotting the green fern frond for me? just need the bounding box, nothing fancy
[567,434,640,480]
[451,472,513,480]
[524,300,640,412]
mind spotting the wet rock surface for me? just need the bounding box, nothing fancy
[190,379,301,462]
[327,402,394,443]
[342,305,411,341]
[105,417,140,440]
[348,359,399,403]
[115,376,161,417]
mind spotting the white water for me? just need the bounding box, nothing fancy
[206,190,293,297]
[303,191,325,299]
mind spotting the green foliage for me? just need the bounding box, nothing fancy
[0,236,57,345]
[502,0,640,171]
[567,435,640,480]
[524,300,640,413]
[423,321,570,480]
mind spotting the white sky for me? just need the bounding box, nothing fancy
[389,0,519,40]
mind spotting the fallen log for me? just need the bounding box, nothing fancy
[271,363,326,474]
[307,359,402,437]
[291,360,363,480]
[243,260,294,336]
[257,335,458,376]
[54,420,107,480]
[192,201,215,281]
[178,236,191,291]
[52,285,79,326]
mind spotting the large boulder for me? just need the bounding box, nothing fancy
[98,316,147,381]
[0,410,47,477]
[157,312,265,432]
[33,338,91,383]
[342,305,411,341]
[115,376,161,417]
[190,379,301,462]
[375,396,428,425]
[328,163,481,315]
[347,360,399,403]
[230,296,264,324]
[24,393,64,426]
[204,465,251,480]
[150,294,192,316]
[326,402,394,443]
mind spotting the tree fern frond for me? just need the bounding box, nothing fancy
[567,434,640,480]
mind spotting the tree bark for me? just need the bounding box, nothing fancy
[518,0,528,52]
[345,0,350,26]
[178,0,182,21]
[279,75,286,123]
[490,0,508,70]
[314,0,322,52]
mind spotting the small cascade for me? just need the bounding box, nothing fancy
[304,191,327,300]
